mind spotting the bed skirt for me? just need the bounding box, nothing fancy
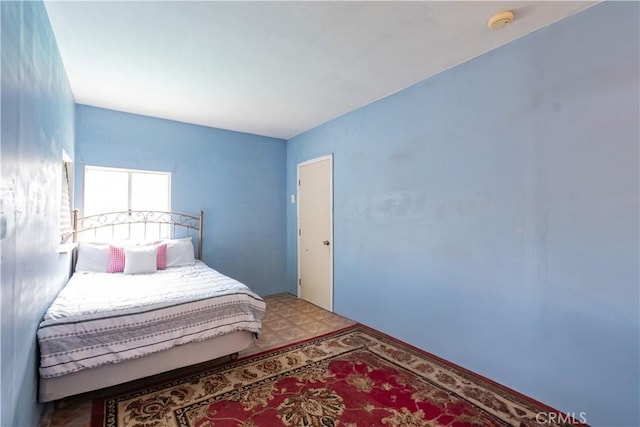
[39,330,255,402]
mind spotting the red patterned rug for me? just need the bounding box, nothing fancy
[91,325,580,426]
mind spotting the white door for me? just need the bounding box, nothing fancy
[297,155,333,311]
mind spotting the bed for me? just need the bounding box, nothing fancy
[38,210,265,402]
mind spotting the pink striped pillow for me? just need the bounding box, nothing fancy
[107,245,126,273]
[156,243,167,270]
[107,244,167,273]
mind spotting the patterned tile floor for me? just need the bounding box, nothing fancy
[41,293,355,427]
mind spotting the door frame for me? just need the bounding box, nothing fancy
[296,154,334,311]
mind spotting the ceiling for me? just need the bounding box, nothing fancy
[45,1,597,140]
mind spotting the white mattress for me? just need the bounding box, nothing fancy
[38,261,265,379]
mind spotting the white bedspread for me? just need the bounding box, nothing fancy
[38,261,265,378]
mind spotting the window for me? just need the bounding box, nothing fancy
[60,150,73,245]
[83,166,171,241]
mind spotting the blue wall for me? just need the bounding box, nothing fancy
[1,1,75,426]
[286,2,639,426]
[75,106,287,297]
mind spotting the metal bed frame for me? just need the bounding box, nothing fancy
[72,209,203,264]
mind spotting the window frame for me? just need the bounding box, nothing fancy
[82,165,172,216]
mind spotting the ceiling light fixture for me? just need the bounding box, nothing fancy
[488,10,514,30]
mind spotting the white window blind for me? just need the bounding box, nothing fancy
[60,158,73,243]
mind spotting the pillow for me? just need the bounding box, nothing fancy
[107,246,126,273]
[156,243,167,270]
[108,243,167,273]
[165,237,196,267]
[76,242,110,272]
[123,246,158,275]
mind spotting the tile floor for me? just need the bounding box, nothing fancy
[41,293,355,427]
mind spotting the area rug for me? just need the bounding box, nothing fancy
[91,325,579,426]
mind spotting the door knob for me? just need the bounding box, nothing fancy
[322,240,330,246]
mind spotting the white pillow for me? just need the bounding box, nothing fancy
[166,237,196,267]
[75,242,110,272]
[123,246,158,275]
